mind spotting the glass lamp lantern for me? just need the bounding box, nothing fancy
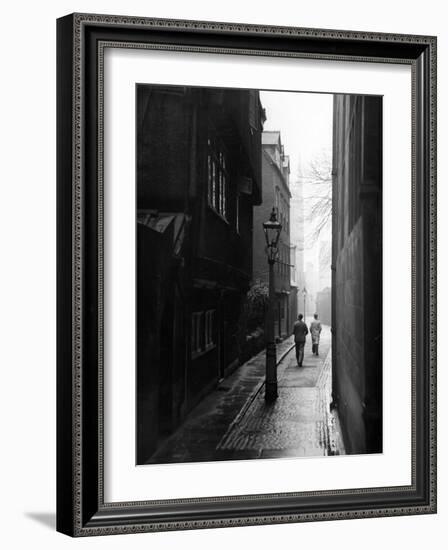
[263,207,282,264]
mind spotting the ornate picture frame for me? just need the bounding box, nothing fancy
[57,13,436,536]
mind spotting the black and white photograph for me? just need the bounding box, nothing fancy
[136,84,382,465]
[0,0,442,544]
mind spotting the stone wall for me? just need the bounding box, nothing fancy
[333,218,367,452]
[332,94,382,454]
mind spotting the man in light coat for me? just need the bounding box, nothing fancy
[310,313,322,356]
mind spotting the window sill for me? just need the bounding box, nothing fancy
[192,344,217,360]
[207,204,229,226]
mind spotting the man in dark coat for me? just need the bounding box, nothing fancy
[293,314,308,367]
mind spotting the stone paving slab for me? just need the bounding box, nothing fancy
[219,388,326,450]
[217,345,337,456]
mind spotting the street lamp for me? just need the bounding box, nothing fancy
[263,207,282,402]
[302,287,308,322]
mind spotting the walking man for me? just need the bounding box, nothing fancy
[310,313,322,356]
[293,314,308,367]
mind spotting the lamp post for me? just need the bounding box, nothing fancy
[302,287,307,322]
[263,207,282,403]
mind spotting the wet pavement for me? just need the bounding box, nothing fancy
[148,324,344,464]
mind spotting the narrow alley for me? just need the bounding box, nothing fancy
[147,323,344,465]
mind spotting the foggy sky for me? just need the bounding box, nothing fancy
[260,90,333,291]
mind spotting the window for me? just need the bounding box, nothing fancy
[191,312,203,356]
[275,187,280,210]
[248,92,258,131]
[207,137,228,219]
[204,310,215,349]
[191,310,216,358]
[235,194,240,234]
[282,245,285,276]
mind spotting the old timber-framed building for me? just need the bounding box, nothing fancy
[136,85,265,463]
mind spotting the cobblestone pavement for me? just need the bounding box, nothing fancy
[148,324,344,464]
